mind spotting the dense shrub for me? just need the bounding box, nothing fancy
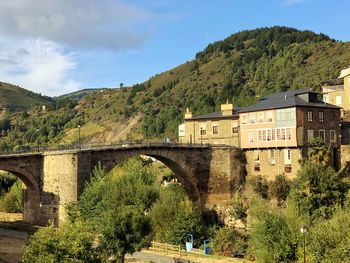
[250,200,298,262]
[210,226,247,257]
[252,175,269,199]
[22,222,98,263]
[149,184,205,247]
[269,175,291,206]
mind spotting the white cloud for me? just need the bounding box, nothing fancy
[0,0,157,96]
[0,38,80,96]
[0,0,153,50]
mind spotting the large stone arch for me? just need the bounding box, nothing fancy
[0,155,43,225]
[89,147,212,206]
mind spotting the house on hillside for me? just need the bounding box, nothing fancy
[322,66,350,163]
[239,90,340,179]
[322,66,350,112]
[178,102,240,146]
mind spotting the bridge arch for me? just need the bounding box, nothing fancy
[0,162,41,224]
[89,147,209,206]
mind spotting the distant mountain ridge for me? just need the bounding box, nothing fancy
[0,82,53,112]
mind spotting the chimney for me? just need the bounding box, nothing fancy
[221,101,234,116]
[184,107,193,119]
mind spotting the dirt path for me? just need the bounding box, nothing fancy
[0,229,28,263]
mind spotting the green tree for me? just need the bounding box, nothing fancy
[149,184,205,247]
[249,200,298,262]
[289,162,350,220]
[308,209,350,262]
[307,137,332,166]
[22,222,98,263]
[72,158,159,263]
[0,180,22,213]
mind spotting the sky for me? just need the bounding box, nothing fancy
[0,0,349,97]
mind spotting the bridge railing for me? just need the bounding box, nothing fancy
[0,141,232,156]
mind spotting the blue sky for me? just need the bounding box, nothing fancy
[0,0,349,96]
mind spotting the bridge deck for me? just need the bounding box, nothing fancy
[0,142,236,157]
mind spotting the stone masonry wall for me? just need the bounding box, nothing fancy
[42,152,80,226]
[245,148,301,181]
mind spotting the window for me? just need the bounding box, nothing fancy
[267,111,273,122]
[286,128,291,140]
[319,130,325,141]
[241,114,247,124]
[212,125,218,135]
[248,132,254,143]
[232,127,239,133]
[276,108,296,127]
[254,150,260,171]
[258,113,264,123]
[336,96,342,105]
[319,111,324,123]
[323,95,329,103]
[267,130,272,141]
[258,130,263,141]
[276,129,281,140]
[330,130,336,143]
[249,113,256,124]
[232,122,239,134]
[272,129,276,141]
[284,149,291,165]
[330,111,335,120]
[269,149,275,165]
[281,129,286,140]
[200,124,206,136]
[262,130,266,141]
[307,130,314,143]
[307,110,313,122]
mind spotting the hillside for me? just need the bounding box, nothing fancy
[1,26,350,150]
[0,82,53,113]
[57,88,113,101]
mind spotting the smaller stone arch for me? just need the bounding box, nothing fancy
[0,155,43,225]
[0,165,41,224]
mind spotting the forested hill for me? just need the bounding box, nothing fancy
[0,82,53,111]
[136,26,350,138]
[1,26,350,150]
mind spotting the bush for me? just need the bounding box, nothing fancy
[0,181,22,213]
[22,222,98,263]
[229,196,248,224]
[210,226,247,257]
[252,175,269,199]
[269,175,291,206]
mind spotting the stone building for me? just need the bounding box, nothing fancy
[178,102,240,146]
[322,66,350,112]
[239,90,340,179]
[322,66,350,164]
[178,90,341,180]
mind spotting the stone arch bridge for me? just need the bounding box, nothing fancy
[0,143,245,226]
